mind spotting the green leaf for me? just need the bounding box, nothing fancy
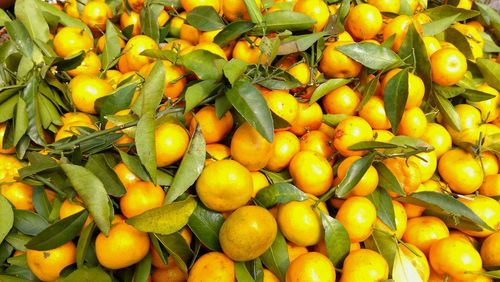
[235,262,256,282]
[422,14,460,36]
[20,76,45,145]
[254,183,308,208]
[357,73,381,111]
[165,124,205,204]
[0,194,14,243]
[309,78,352,104]
[277,32,326,55]
[61,164,112,236]
[368,188,396,230]
[135,112,157,183]
[336,42,404,70]
[424,5,479,22]
[431,90,461,132]
[335,152,375,198]
[140,49,177,63]
[476,58,500,90]
[76,222,95,268]
[52,51,86,71]
[97,82,138,119]
[32,187,51,220]
[433,84,464,99]
[181,50,226,81]
[133,253,152,282]
[188,202,224,251]
[257,70,301,90]
[223,59,248,86]
[0,9,11,26]
[127,197,197,234]
[444,28,473,60]
[58,267,112,282]
[0,275,33,282]
[384,68,409,133]
[132,60,166,117]
[364,229,398,271]
[102,20,121,70]
[13,210,49,236]
[5,20,34,60]
[184,80,221,113]
[256,11,315,32]
[462,89,496,102]
[155,232,194,273]
[322,114,349,127]
[0,96,19,123]
[480,32,500,53]
[186,6,225,31]
[398,192,493,231]
[226,81,274,142]
[348,141,398,151]
[214,21,255,47]
[260,230,289,281]
[481,270,500,279]
[374,162,406,196]
[140,3,163,42]
[244,0,263,24]
[25,210,88,250]
[118,151,152,181]
[320,212,350,266]
[474,2,500,25]
[14,0,50,44]
[85,154,126,197]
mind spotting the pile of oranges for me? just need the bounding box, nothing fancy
[0,0,500,280]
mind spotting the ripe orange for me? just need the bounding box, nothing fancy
[180,0,221,13]
[223,0,262,22]
[438,148,483,194]
[205,143,231,165]
[423,36,442,57]
[128,0,144,12]
[189,106,233,144]
[480,231,500,268]
[263,90,299,127]
[250,171,269,197]
[374,200,408,239]
[230,122,274,171]
[138,60,187,100]
[457,195,500,238]
[69,74,113,114]
[322,85,361,116]
[118,35,159,73]
[288,150,333,196]
[367,0,400,13]
[420,123,452,158]
[409,150,438,182]
[27,241,77,282]
[290,102,323,136]
[469,83,499,123]
[382,15,419,52]
[319,41,363,78]
[340,249,389,281]
[232,37,268,65]
[113,162,139,188]
[399,243,431,282]
[430,47,468,86]
[479,174,500,197]
[397,107,428,138]
[383,157,422,195]
[59,197,92,226]
[120,10,141,36]
[293,0,330,31]
[81,1,112,33]
[1,182,33,211]
[285,252,335,282]
[299,130,334,159]
[334,116,374,157]
[53,26,93,58]
[335,196,377,243]
[358,95,392,130]
[337,156,379,196]
[67,51,101,77]
[155,122,190,167]
[287,242,308,262]
[345,4,383,40]
[188,252,235,282]
[266,131,300,172]
[403,216,449,255]
[120,181,165,218]
[381,69,425,109]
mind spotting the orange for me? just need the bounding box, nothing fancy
[423,36,442,57]
[319,122,336,139]
[286,62,311,85]
[262,90,299,127]
[26,241,77,282]
[285,252,335,282]
[60,112,93,125]
[250,171,269,197]
[335,196,377,243]
[293,0,329,31]
[381,69,425,109]
[334,116,373,157]
[457,195,500,238]
[155,122,190,167]
[0,123,15,154]
[402,216,449,255]
[409,150,437,182]
[163,39,193,54]
[219,205,277,261]
[397,107,428,138]
[469,83,499,123]
[337,156,379,196]
[232,37,268,65]
[420,123,452,158]
[199,29,222,43]
[319,41,363,78]
[113,162,139,188]
[367,0,400,13]
[0,154,23,184]
[230,122,274,171]
[429,237,482,281]
[373,129,394,142]
[358,95,391,130]
[479,174,500,197]
[69,74,113,114]
[64,0,80,18]
[95,222,150,269]
[448,230,480,249]
[263,269,280,282]
[196,159,253,212]
[322,85,360,116]
[59,197,92,226]
[480,231,500,267]
[138,60,187,100]
[127,0,144,12]
[120,10,141,36]
[152,261,187,282]
[187,252,235,282]
[445,104,482,146]
[266,131,300,172]
[340,249,389,282]
[104,109,135,147]
[193,42,228,60]
[277,198,328,247]
[1,182,34,211]
[345,4,383,40]
[299,130,334,159]
[382,15,419,52]
[118,35,158,73]
[180,0,221,13]
[399,243,430,282]
[287,242,308,262]
[374,200,408,239]
[438,148,483,194]
[53,26,93,58]
[120,181,165,218]
[205,143,231,165]
[67,51,101,77]
[55,120,98,141]
[289,151,333,196]
[179,23,202,45]
[290,102,323,136]
[383,157,422,195]
[223,0,263,22]
[189,106,233,144]
[81,1,112,32]
[430,47,468,86]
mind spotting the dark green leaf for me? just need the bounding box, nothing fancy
[337,42,404,70]
[188,202,224,251]
[336,152,375,198]
[102,20,121,70]
[357,73,381,111]
[257,11,315,32]
[476,58,500,90]
[135,112,157,183]
[246,259,264,281]
[433,84,464,99]
[260,230,289,281]
[13,210,49,236]
[58,267,112,282]
[32,187,51,220]
[76,222,95,268]
[309,78,352,104]
[5,20,34,60]
[133,253,152,282]
[254,183,308,208]
[85,154,126,197]
[140,49,177,63]
[235,262,255,282]
[186,6,225,31]
[422,14,460,36]
[322,114,349,127]
[320,212,350,266]
[51,51,85,72]
[463,89,496,102]
[424,5,480,21]
[21,76,45,145]
[431,90,461,132]
[25,210,88,250]
[226,81,274,142]
[61,164,112,236]
[165,124,205,204]
[374,162,405,196]
[127,197,197,235]
[155,232,194,273]
[277,32,326,55]
[368,188,396,230]
[0,195,14,243]
[36,1,92,37]
[398,192,493,231]
[184,80,221,113]
[349,141,398,151]
[244,0,263,24]
[140,4,163,42]
[132,60,166,117]
[181,50,225,81]
[118,151,152,181]
[257,71,301,90]
[364,229,398,271]
[214,21,255,47]
[384,68,408,133]
[444,28,473,60]
[97,82,138,118]
[15,0,50,44]
[0,96,19,123]
[223,59,248,86]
